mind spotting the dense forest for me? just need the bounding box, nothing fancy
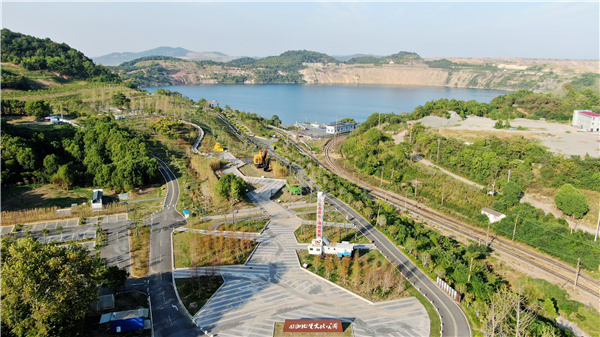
[1,29,120,86]
[1,118,158,192]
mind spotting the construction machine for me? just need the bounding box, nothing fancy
[286,182,302,195]
[253,149,270,171]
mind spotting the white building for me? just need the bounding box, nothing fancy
[324,241,355,257]
[92,189,103,209]
[325,121,358,134]
[572,110,600,132]
[481,207,506,223]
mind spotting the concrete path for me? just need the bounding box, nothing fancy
[416,157,485,190]
[175,227,262,241]
[186,192,429,337]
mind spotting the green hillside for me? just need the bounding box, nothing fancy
[1,28,120,89]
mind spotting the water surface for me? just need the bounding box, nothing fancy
[145,84,507,124]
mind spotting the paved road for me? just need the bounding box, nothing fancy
[148,158,204,337]
[326,195,472,337]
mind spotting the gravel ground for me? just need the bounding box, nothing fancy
[417,115,600,158]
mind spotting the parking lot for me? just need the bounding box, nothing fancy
[0,214,129,250]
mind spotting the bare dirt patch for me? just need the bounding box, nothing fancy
[522,188,599,234]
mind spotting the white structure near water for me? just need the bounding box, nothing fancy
[307,192,355,257]
[572,110,600,132]
[325,121,358,134]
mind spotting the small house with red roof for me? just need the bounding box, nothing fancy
[572,110,600,132]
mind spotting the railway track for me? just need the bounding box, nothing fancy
[296,134,599,299]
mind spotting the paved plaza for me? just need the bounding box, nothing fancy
[174,192,430,337]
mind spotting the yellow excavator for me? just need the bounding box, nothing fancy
[253,149,270,171]
[214,142,224,152]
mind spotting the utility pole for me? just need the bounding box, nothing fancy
[468,257,474,282]
[507,169,511,183]
[512,214,520,241]
[380,167,384,186]
[436,138,441,162]
[595,210,599,242]
[574,258,581,289]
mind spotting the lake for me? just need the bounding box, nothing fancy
[144,84,507,124]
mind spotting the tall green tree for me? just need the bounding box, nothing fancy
[215,173,246,200]
[111,92,130,108]
[554,183,589,218]
[101,266,129,295]
[24,100,52,119]
[1,237,103,337]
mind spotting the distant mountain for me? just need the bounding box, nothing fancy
[92,47,241,66]
[332,54,381,62]
[92,47,191,66]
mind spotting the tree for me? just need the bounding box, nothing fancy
[554,183,589,218]
[24,100,52,119]
[43,154,60,176]
[101,266,129,295]
[111,92,130,108]
[501,181,523,207]
[376,214,387,228]
[52,163,76,189]
[215,173,246,201]
[270,114,282,126]
[1,238,102,337]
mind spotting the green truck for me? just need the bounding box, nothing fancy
[286,182,302,195]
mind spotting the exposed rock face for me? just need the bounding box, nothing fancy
[124,57,599,92]
[299,62,594,92]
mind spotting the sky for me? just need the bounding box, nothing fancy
[2,1,599,60]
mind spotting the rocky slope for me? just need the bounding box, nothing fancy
[299,59,598,92]
[119,56,599,92]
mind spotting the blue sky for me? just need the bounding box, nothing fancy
[2,1,599,60]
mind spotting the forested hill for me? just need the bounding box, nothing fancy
[1,29,120,89]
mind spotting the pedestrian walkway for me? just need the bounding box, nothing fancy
[175,227,262,241]
[186,192,429,337]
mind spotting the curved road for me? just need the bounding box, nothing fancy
[325,195,471,337]
[148,157,204,337]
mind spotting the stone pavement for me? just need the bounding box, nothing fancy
[179,191,429,337]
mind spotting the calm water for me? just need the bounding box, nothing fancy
[145,84,507,124]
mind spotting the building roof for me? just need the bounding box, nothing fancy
[327,121,356,127]
[481,207,505,217]
[577,110,600,117]
[99,308,149,324]
[330,241,355,250]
